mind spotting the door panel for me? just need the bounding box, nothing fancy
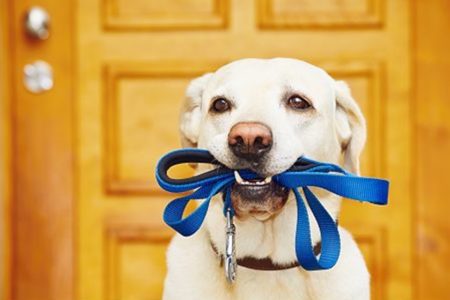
[103,63,219,195]
[105,224,170,300]
[103,0,228,30]
[258,0,384,28]
[77,0,411,299]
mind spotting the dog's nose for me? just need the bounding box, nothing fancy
[228,122,272,161]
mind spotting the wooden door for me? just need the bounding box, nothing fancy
[77,0,412,299]
[3,0,419,299]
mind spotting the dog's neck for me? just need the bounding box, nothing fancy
[204,191,342,266]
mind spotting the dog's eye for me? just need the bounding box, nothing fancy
[210,98,231,113]
[287,95,312,110]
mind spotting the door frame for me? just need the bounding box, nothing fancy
[413,0,450,297]
[2,0,76,299]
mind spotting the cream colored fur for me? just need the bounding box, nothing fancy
[163,58,370,300]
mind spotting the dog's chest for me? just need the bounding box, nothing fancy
[229,268,311,300]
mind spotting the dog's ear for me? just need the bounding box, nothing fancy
[334,80,367,174]
[179,73,212,148]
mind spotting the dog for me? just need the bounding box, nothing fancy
[162,58,370,300]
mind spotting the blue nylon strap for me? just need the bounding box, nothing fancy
[155,148,389,271]
[222,187,235,217]
[276,172,389,205]
[293,188,340,270]
[163,177,234,236]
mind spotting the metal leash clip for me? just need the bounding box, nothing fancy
[224,207,237,283]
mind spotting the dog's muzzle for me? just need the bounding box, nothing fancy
[230,171,289,218]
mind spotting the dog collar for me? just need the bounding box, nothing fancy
[209,233,323,271]
[155,148,389,282]
[210,220,338,271]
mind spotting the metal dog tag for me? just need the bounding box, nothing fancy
[225,208,237,283]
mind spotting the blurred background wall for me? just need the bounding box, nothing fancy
[0,0,449,299]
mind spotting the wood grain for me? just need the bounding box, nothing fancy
[414,0,450,298]
[0,0,12,298]
[8,0,75,299]
[104,222,173,300]
[102,62,222,195]
[103,0,229,30]
[257,0,384,29]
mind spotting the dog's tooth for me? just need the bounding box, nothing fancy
[264,176,272,184]
[234,171,244,184]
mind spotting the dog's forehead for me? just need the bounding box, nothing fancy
[208,58,333,93]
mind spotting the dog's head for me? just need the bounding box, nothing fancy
[179,58,366,220]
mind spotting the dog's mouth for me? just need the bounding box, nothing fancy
[230,171,290,220]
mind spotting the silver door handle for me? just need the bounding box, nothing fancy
[24,6,50,40]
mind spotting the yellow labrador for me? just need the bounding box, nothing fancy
[163,58,369,300]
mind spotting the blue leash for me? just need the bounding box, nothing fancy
[155,148,389,271]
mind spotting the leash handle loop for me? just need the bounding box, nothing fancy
[155,148,389,271]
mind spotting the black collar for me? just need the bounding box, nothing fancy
[209,219,338,271]
[210,239,322,271]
